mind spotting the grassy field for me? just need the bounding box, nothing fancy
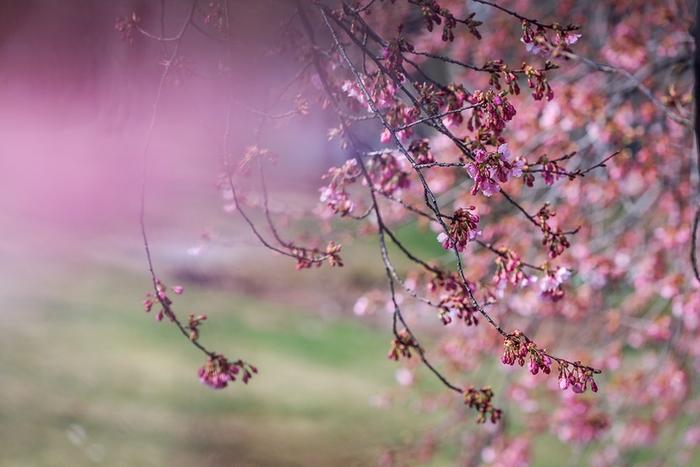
[4,218,682,466]
[0,222,461,467]
[0,216,592,467]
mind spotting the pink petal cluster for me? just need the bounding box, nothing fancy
[466,91,517,136]
[442,84,468,128]
[501,331,553,376]
[142,279,180,322]
[408,138,435,165]
[540,267,571,301]
[521,21,580,57]
[466,144,523,197]
[379,105,418,144]
[369,153,411,195]
[436,206,481,251]
[558,364,599,394]
[341,73,398,111]
[493,249,532,291]
[198,354,257,390]
[428,271,480,327]
[319,159,361,216]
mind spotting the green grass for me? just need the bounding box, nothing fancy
[4,219,694,467]
[0,253,451,467]
[0,225,580,467]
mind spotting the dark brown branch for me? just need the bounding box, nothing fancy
[304,2,467,395]
[324,2,601,375]
[472,0,556,29]
[138,0,215,357]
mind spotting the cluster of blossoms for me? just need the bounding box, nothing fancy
[198,354,258,389]
[485,60,521,96]
[410,0,482,41]
[437,290,480,327]
[380,104,419,143]
[437,206,481,251]
[236,145,277,176]
[143,280,257,391]
[557,361,599,394]
[368,152,411,195]
[187,313,207,342]
[143,280,183,322]
[485,59,557,101]
[342,73,418,143]
[380,36,413,80]
[540,158,564,185]
[408,138,434,165]
[500,330,602,396]
[415,82,470,128]
[463,386,502,424]
[522,63,555,101]
[441,84,469,128]
[492,248,531,292]
[341,72,398,111]
[428,270,476,296]
[114,12,140,44]
[428,271,481,326]
[466,144,524,196]
[523,154,565,187]
[465,89,516,136]
[521,20,581,57]
[319,159,361,216]
[535,203,571,258]
[539,266,571,301]
[293,241,344,270]
[387,329,419,361]
[501,330,553,377]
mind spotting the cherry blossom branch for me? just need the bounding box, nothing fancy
[319,5,600,384]
[320,4,601,380]
[472,0,557,30]
[335,5,587,239]
[221,113,341,269]
[340,4,584,272]
[373,187,544,272]
[415,150,621,180]
[138,0,214,355]
[302,5,504,417]
[222,43,343,271]
[135,0,260,391]
[393,103,480,131]
[136,25,181,42]
[120,0,696,454]
[408,49,554,76]
[355,151,465,394]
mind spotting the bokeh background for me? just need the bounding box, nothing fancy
[0,1,450,466]
[1,1,698,466]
